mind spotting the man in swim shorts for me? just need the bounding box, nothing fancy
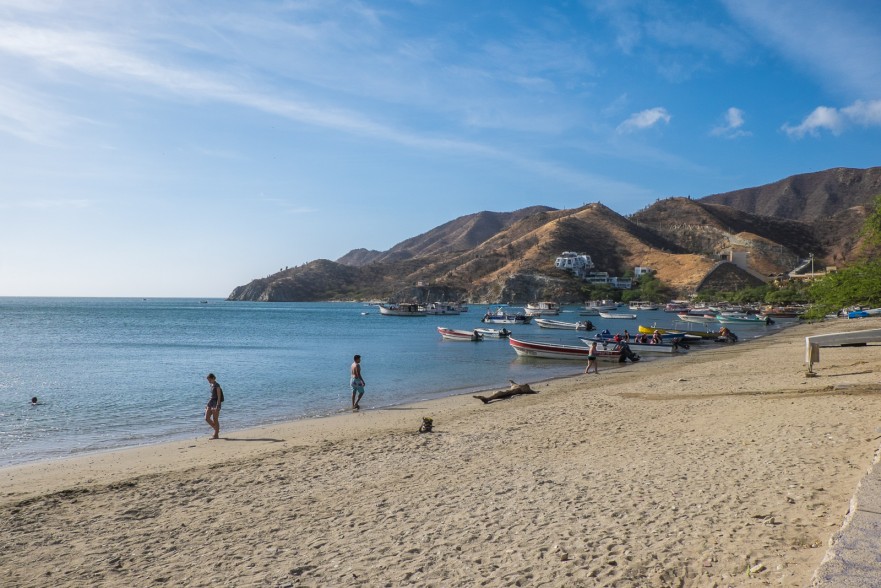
[205,373,223,439]
[350,355,365,409]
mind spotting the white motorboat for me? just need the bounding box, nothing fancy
[378,303,427,317]
[437,326,483,341]
[474,327,511,339]
[524,301,561,316]
[482,307,533,324]
[598,311,637,320]
[534,318,594,330]
[423,302,461,315]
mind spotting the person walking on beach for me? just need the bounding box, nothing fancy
[584,341,599,375]
[205,373,223,439]
[351,355,365,409]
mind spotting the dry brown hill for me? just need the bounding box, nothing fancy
[228,166,880,302]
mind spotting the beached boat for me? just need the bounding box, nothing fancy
[378,303,427,316]
[524,301,561,316]
[534,318,594,330]
[482,307,533,324]
[846,307,881,319]
[581,335,683,354]
[508,336,622,361]
[638,325,717,340]
[598,311,637,320]
[717,313,773,324]
[437,326,483,341]
[474,327,511,339]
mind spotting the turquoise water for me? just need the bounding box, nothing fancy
[0,298,789,466]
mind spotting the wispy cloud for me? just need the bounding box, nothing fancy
[711,107,750,138]
[616,107,670,133]
[783,100,881,138]
[723,0,881,97]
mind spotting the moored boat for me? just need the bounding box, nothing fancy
[599,311,637,320]
[524,301,561,316]
[534,318,594,330]
[437,326,483,341]
[676,312,718,324]
[423,302,461,315]
[583,300,618,315]
[508,336,623,361]
[474,327,511,339]
[482,307,533,324]
[378,303,427,316]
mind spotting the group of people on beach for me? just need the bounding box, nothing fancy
[203,354,367,439]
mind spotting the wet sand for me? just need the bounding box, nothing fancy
[2,318,880,587]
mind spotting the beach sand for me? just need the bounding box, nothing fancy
[2,318,881,587]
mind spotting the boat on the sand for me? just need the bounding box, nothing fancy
[508,336,626,362]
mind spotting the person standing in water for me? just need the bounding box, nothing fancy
[205,373,223,439]
[350,355,365,409]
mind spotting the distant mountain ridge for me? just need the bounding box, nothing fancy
[228,166,881,302]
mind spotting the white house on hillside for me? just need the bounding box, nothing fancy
[554,251,594,278]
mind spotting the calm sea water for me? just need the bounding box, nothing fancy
[0,298,789,466]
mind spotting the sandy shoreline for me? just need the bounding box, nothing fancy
[2,318,881,587]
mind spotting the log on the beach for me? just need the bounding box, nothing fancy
[473,380,538,404]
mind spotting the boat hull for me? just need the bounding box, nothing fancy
[437,327,482,341]
[598,312,637,320]
[474,328,511,339]
[534,319,593,330]
[509,337,620,361]
[582,336,681,354]
[378,304,426,316]
[638,325,717,340]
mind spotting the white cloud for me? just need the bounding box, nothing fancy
[616,107,670,133]
[711,106,750,138]
[783,99,881,138]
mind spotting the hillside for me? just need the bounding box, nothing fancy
[228,166,881,302]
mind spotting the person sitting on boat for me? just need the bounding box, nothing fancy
[613,333,621,343]
[623,329,630,342]
[651,330,662,344]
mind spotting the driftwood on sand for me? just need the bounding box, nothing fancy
[473,380,538,404]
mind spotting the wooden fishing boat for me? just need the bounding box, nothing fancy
[508,336,622,361]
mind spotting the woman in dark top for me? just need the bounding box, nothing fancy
[205,373,223,439]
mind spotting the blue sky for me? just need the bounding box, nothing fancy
[2,0,880,297]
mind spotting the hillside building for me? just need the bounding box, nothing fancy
[554,251,632,289]
[554,252,594,278]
